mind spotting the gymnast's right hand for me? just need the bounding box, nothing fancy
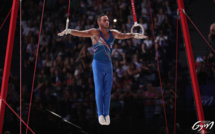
[58,29,71,36]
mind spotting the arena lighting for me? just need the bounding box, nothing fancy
[113,18,117,23]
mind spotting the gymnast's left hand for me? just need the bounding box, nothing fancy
[58,29,71,36]
[137,34,147,39]
[58,30,66,36]
[134,33,148,39]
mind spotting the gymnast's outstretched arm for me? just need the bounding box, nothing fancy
[58,28,98,37]
[110,29,147,40]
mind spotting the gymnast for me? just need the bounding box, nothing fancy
[58,13,147,125]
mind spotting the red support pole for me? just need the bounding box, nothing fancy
[176,0,206,134]
[0,0,19,133]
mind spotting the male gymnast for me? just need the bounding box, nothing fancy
[58,14,147,125]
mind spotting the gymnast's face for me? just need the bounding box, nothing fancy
[98,16,109,29]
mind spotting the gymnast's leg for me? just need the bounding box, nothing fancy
[103,63,113,125]
[92,60,106,125]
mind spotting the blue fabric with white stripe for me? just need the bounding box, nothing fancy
[92,29,114,117]
[93,29,114,61]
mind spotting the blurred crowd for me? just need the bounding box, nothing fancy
[195,51,215,85]
[1,0,215,133]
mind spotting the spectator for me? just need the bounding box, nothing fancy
[208,22,215,46]
[142,83,157,120]
[112,43,123,61]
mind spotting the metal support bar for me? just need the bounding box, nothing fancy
[0,0,19,133]
[176,0,206,134]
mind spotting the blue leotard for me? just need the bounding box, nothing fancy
[92,29,114,117]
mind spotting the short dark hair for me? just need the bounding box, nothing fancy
[97,13,106,21]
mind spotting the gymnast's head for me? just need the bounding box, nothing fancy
[97,13,109,29]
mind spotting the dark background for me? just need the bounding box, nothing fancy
[0,0,215,134]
